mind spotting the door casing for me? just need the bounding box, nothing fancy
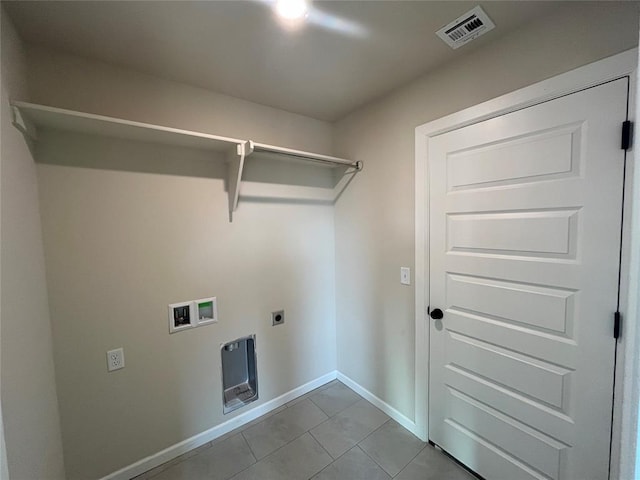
[414,48,638,480]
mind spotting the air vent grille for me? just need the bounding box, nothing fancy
[436,6,495,49]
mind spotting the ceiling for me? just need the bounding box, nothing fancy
[4,1,568,121]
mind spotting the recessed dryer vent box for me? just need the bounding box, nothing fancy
[221,335,258,414]
[168,301,195,333]
[195,297,218,326]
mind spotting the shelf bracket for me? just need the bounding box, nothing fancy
[11,104,37,141]
[227,142,246,222]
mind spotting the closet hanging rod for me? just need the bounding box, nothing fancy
[247,141,363,171]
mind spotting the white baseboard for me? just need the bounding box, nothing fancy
[100,370,338,480]
[336,372,420,438]
[100,370,420,479]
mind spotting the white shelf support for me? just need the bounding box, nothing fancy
[227,142,246,222]
[10,102,363,222]
[11,104,37,141]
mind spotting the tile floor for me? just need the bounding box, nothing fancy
[135,380,474,480]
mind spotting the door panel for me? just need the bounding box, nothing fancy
[429,79,628,480]
[446,274,575,334]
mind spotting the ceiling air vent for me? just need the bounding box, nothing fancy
[436,6,495,50]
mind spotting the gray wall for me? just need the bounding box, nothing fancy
[333,1,639,423]
[28,49,338,479]
[0,10,66,480]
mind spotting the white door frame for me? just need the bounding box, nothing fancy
[414,48,639,479]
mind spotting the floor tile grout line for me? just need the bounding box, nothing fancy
[229,380,336,443]
[238,397,331,462]
[350,443,393,479]
[225,435,272,480]
[218,434,257,480]
[356,420,397,477]
[239,431,258,465]
[305,441,355,479]
[141,440,208,480]
[240,380,335,435]
[307,384,361,419]
[356,418,429,478]
[240,429,260,461]
[308,395,330,417]
[391,444,428,479]
[358,417,391,446]
[288,384,328,409]
[141,379,423,480]
[235,426,325,478]
[308,427,335,461]
[309,413,387,463]
[240,398,309,456]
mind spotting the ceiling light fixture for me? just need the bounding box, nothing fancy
[274,0,308,20]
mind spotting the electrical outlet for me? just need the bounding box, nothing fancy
[107,348,125,372]
[272,310,285,326]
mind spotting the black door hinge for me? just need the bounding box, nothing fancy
[614,311,622,339]
[622,121,633,150]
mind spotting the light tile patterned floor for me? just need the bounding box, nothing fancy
[135,380,474,480]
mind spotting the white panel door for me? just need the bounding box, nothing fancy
[429,78,628,480]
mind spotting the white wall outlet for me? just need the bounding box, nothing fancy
[195,297,218,326]
[400,267,411,285]
[107,348,125,372]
